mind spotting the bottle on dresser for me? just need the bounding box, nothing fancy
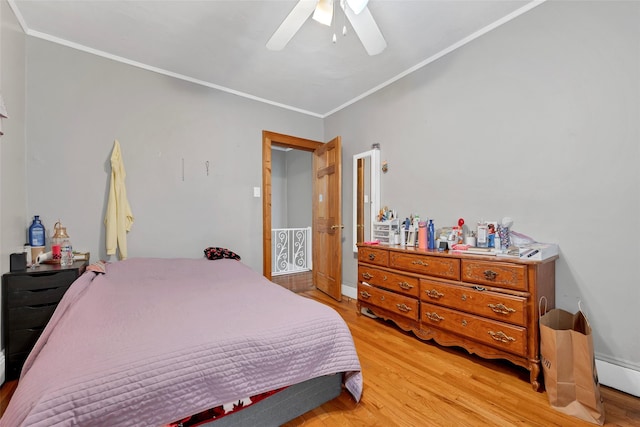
[28,215,46,262]
[428,219,435,250]
[477,220,488,248]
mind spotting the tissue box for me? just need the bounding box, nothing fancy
[73,251,90,261]
[518,243,558,261]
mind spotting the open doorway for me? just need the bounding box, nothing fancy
[262,131,343,301]
[270,146,313,277]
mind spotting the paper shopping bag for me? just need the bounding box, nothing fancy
[539,307,605,425]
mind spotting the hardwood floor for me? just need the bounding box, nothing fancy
[281,289,640,426]
[271,270,314,293]
[1,274,638,426]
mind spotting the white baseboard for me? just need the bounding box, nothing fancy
[0,351,5,386]
[597,359,640,397]
[342,284,357,300]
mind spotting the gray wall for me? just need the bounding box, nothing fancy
[271,148,312,230]
[1,0,27,384]
[25,37,323,272]
[285,149,312,229]
[1,0,26,275]
[271,149,287,229]
[327,0,639,373]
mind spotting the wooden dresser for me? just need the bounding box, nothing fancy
[356,244,556,390]
[2,261,87,380]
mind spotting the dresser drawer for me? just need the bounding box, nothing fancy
[7,285,71,309]
[390,252,460,280]
[420,279,527,327]
[461,260,528,291]
[421,302,527,356]
[358,247,389,267]
[358,266,419,298]
[358,283,419,321]
[8,304,58,330]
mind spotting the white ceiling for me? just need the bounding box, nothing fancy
[9,0,543,117]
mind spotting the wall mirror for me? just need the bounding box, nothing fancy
[353,149,380,252]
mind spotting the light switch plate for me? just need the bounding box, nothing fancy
[253,187,261,198]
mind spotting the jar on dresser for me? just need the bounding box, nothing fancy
[356,243,557,391]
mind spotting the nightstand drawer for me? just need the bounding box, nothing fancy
[6,353,29,379]
[6,270,77,293]
[9,304,58,330]
[8,328,45,355]
[7,285,71,308]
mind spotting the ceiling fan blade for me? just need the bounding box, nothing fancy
[266,0,317,51]
[344,5,387,56]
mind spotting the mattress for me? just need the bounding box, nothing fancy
[1,258,362,426]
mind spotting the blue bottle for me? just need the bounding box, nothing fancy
[427,219,435,250]
[28,215,46,247]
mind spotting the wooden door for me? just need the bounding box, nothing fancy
[312,136,342,301]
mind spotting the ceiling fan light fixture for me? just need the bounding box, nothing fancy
[347,0,369,15]
[312,0,334,26]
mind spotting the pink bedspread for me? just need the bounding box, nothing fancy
[1,258,362,426]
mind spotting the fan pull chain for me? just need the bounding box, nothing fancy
[342,0,347,36]
[332,0,337,43]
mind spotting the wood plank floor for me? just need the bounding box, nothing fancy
[278,273,639,427]
[1,274,638,426]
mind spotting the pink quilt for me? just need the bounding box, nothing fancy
[1,258,362,426]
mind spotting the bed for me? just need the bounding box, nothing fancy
[0,258,362,426]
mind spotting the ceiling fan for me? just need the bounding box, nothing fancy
[266,0,387,56]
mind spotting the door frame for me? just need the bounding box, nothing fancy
[262,131,323,280]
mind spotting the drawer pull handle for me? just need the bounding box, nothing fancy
[396,303,412,313]
[462,320,468,327]
[425,312,444,322]
[425,289,444,299]
[26,287,58,293]
[411,260,428,266]
[359,290,372,299]
[398,281,414,290]
[488,303,516,315]
[368,253,376,260]
[362,272,373,280]
[483,270,498,280]
[383,275,388,281]
[461,294,468,301]
[488,331,516,343]
[473,286,486,292]
[380,296,385,301]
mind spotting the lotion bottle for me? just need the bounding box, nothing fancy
[418,222,427,249]
[428,219,435,250]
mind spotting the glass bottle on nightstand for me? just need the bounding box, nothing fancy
[54,223,73,267]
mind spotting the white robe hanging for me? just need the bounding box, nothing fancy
[105,140,134,259]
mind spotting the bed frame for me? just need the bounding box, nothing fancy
[202,374,343,426]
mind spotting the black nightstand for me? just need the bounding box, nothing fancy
[2,260,88,380]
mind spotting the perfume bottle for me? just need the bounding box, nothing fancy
[477,220,488,248]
